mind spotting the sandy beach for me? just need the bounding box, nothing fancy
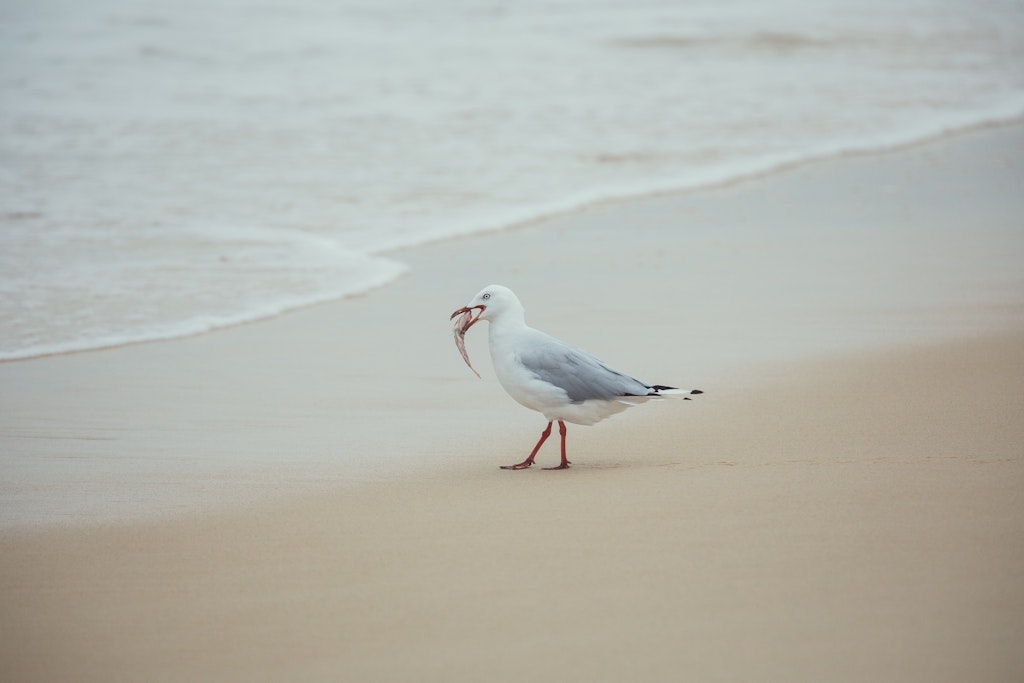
[2,123,1023,681]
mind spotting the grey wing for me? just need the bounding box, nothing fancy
[519,334,653,403]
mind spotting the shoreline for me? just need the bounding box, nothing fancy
[1,120,1022,529]
[3,111,1022,365]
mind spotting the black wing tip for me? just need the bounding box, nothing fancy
[648,386,703,395]
[633,386,705,398]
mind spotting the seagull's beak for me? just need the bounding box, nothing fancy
[450,304,486,331]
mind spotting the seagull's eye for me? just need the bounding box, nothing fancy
[482,293,491,300]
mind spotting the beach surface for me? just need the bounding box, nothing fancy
[2,124,1023,681]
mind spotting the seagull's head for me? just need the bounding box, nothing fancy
[450,284,522,330]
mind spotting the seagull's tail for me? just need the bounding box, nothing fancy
[649,386,703,400]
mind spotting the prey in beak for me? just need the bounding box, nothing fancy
[450,304,486,330]
[450,305,486,378]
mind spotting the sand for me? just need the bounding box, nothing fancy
[1,123,1023,681]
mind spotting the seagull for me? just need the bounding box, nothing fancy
[450,285,702,470]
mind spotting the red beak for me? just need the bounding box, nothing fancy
[450,304,486,331]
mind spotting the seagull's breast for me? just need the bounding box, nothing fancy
[488,326,570,413]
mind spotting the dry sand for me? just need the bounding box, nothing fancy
[2,124,1023,681]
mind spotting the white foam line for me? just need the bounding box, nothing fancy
[0,257,408,362]
[4,102,1021,363]
[372,100,1024,257]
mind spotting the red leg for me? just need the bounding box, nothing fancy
[500,421,552,470]
[542,420,571,470]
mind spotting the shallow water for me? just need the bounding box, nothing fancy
[2,0,1023,359]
